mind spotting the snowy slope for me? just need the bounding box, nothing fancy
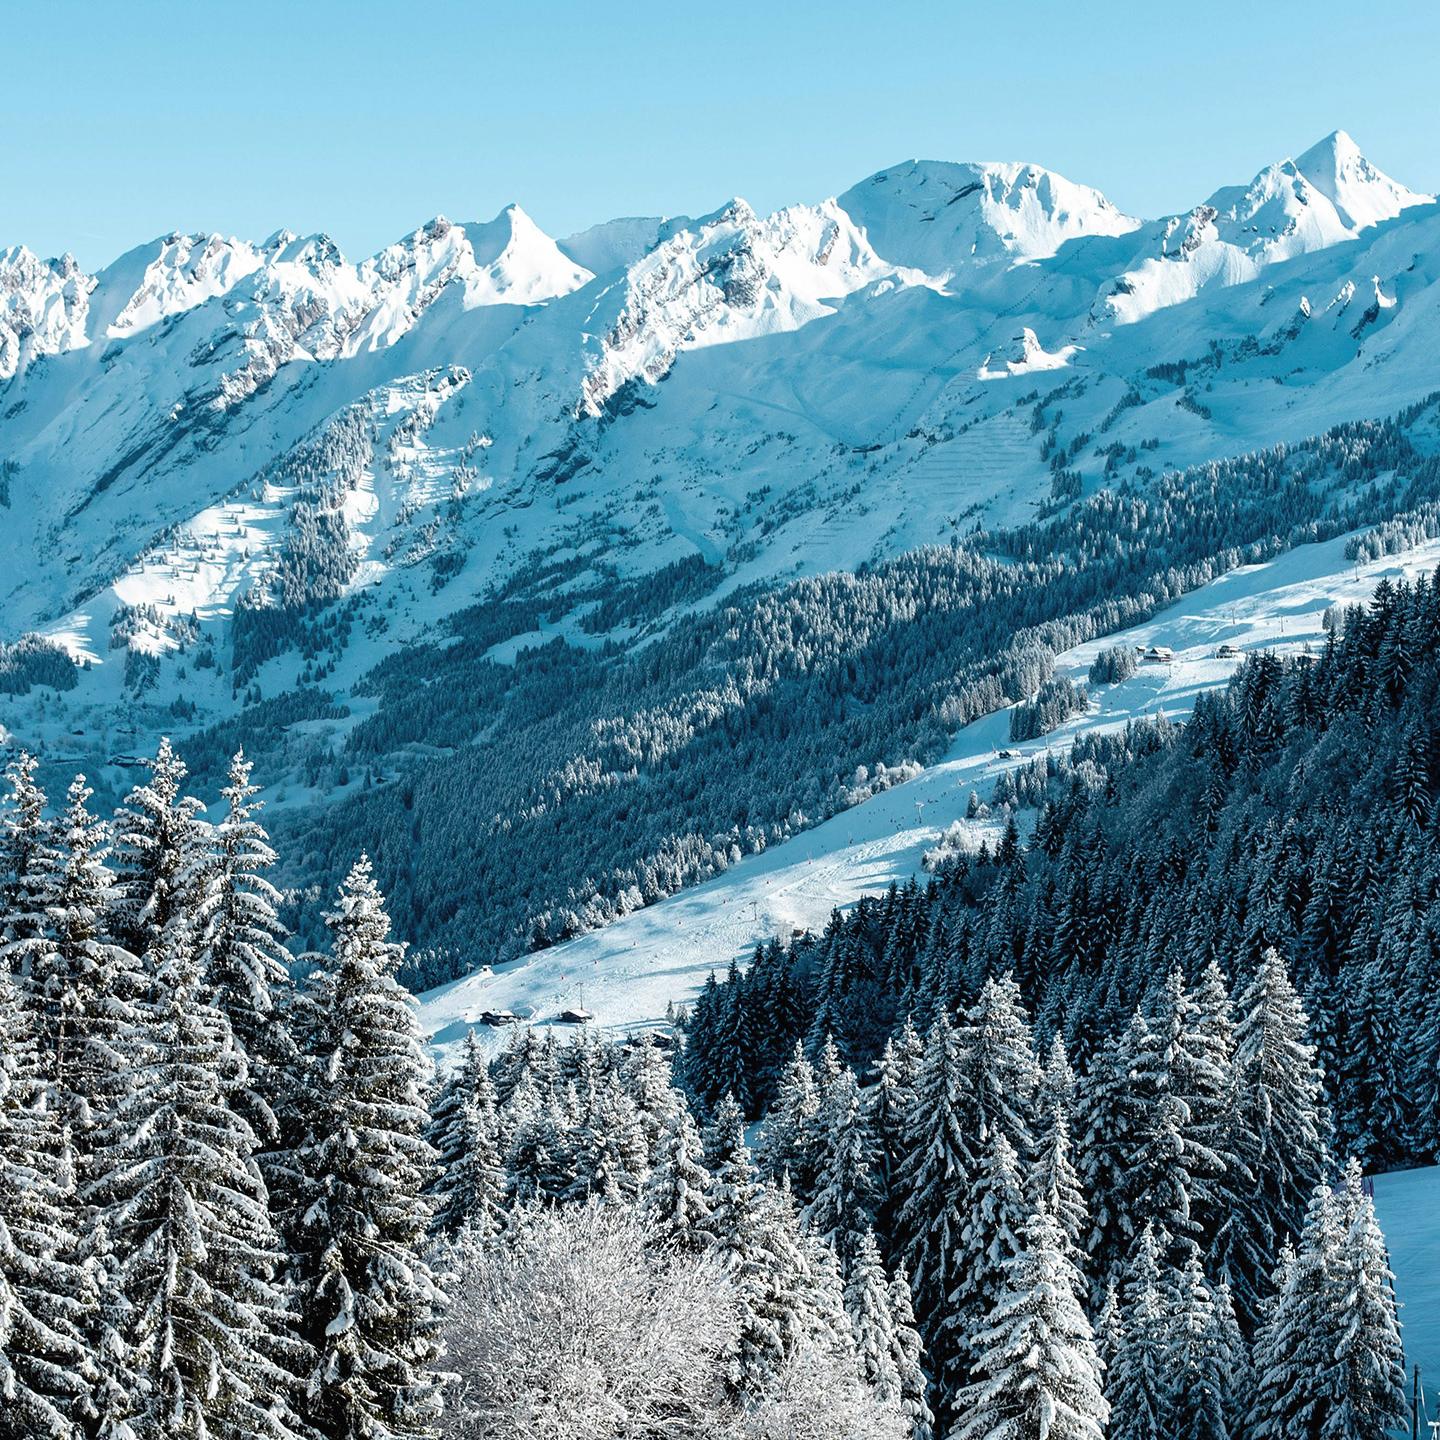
[8,126,1440,966]
[1373,1166,1440,1423]
[416,530,1440,1061]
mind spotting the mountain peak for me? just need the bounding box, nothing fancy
[837,157,1138,278]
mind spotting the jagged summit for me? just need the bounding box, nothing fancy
[837,158,1139,276]
[1291,128,1431,230]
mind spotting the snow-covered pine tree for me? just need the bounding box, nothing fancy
[887,1262,934,1440]
[868,1018,922,1193]
[699,1088,742,1165]
[289,857,444,1440]
[1249,1163,1404,1440]
[86,915,310,1440]
[567,1070,649,1203]
[955,974,1041,1168]
[196,749,298,1152]
[1327,1158,1406,1436]
[951,1207,1107,1440]
[428,1035,505,1240]
[1127,970,1225,1247]
[0,750,52,949]
[1106,1223,1171,1440]
[802,1064,880,1269]
[711,957,757,1115]
[621,1033,680,1165]
[1075,1020,1143,1291]
[642,1100,714,1248]
[894,1010,970,1410]
[947,1127,1028,1387]
[1221,947,1329,1332]
[757,1040,821,1193]
[20,777,142,1165]
[1183,959,1246,1251]
[1034,1034,1088,1262]
[1165,1246,1235,1440]
[0,966,96,1438]
[844,1229,901,1406]
[110,737,208,965]
[705,1126,822,1397]
[500,1069,562,1204]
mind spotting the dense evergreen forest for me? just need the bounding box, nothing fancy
[195,403,1440,987]
[0,547,1426,1437]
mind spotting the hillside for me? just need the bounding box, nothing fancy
[6,128,1440,979]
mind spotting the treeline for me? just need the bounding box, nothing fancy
[0,632,79,695]
[676,571,1440,1432]
[0,743,928,1439]
[686,953,1402,1436]
[684,565,1440,1173]
[268,406,1440,985]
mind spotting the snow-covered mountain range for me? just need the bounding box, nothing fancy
[3,127,1438,871]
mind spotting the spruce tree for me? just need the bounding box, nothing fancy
[0,967,95,1438]
[1222,948,1329,1332]
[196,749,298,1150]
[888,1262,934,1440]
[0,750,51,950]
[951,1208,1108,1440]
[843,1228,902,1405]
[110,738,208,964]
[757,1040,821,1192]
[1166,1246,1234,1440]
[87,920,310,1440]
[1107,1224,1171,1440]
[868,1019,922,1191]
[894,1011,970,1410]
[1034,1034,1088,1261]
[947,1127,1028,1385]
[642,1102,713,1249]
[803,1065,880,1269]
[22,777,142,1165]
[289,858,444,1440]
[1250,1164,1405,1440]
[427,1036,505,1240]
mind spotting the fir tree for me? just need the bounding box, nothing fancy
[951,1208,1108,1440]
[1166,1246,1235,1440]
[196,749,298,1151]
[21,777,142,1165]
[642,1102,713,1249]
[427,1035,505,1240]
[86,921,310,1440]
[1221,948,1329,1332]
[289,858,444,1440]
[1035,1034,1088,1261]
[1250,1164,1405,1440]
[868,1019,922,1192]
[1107,1224,1171,1440]
[888,1262,934,1440]
[110,738,207,965]
[894,1011,970,1409]
[803,1065,880,1269]
[0,967,95,1438]
[947,1128,1028,1385]
[843,1228,902,1406]
[0,750,51,949]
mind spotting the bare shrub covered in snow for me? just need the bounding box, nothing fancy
[440,1204,908,1440]
[442,1204,735,1439]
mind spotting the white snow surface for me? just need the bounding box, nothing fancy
[1373,1166,1440,1425]
[417,531,1440,1062]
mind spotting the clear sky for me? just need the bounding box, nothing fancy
[7,0,1440,269]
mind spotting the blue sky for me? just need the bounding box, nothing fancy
[7,0,1440,267]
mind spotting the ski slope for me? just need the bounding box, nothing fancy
[417,529,1440,1062]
